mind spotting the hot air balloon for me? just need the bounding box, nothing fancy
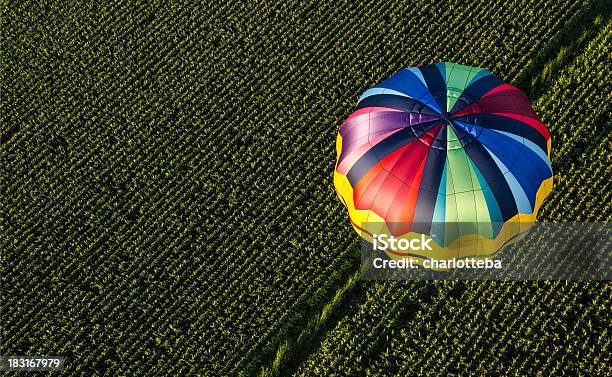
[334,62,553,263]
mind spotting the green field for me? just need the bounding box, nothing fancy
[2,0,611,375]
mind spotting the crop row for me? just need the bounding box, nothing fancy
[371,281,610,376]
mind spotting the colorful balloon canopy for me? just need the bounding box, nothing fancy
[334,62,553,260]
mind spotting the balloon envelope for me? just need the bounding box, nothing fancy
[334,62,553,260]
